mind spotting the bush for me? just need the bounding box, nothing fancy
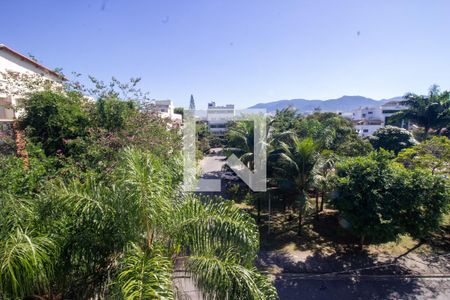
[369,126,418,154]
[333,151,449,244]
[397,136,450,175]
[94,97,136,131]
[0,144,55,197]
[19,91,90,155]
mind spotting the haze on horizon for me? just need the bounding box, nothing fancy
[1,0,449,109]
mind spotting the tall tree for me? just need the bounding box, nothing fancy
[189,94,196,110]
[275,136,319,234]
[225,121,255,169]
[397,85,450,138]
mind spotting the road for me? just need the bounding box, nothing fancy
[274,275,450,300]
[198,148,227,176]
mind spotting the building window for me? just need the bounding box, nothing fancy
[362,114,366,117]
[368,111,373,114]
[363,129,369,133]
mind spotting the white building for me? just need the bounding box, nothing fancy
[0,44,65,134]
[352,101,407,137]
[152,99,182,123]
[206,101,235,136]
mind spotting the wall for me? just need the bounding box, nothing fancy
[0,49,63,122]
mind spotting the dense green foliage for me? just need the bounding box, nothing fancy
[197,121,213,158]
[274,136,319,233]
[271,110,373,156]
[333,151,449,243]
[225,120,256,168]
[225,106,449,243]
[396,85,450,138]
[369,125,418,154]
[93,96,136,131]
[0,86,276,299]
[2,75,450,298]
[19,91,90,155]
[397,136,450,175]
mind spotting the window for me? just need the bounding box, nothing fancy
[368,111,373,114]
[363,129,369,133]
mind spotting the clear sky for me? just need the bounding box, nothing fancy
[1,0,449,109]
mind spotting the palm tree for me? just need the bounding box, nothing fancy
[225,120,255,169]
[0,149,277,299]
[397,85,450,138]
[312,152,336,214]
[275,136,319,235]
[226,119,293,222]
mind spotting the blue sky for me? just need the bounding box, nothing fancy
[1,0,449,109]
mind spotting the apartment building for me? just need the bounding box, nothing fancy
[352,101,408,137]
[152,99,182,123]
[206,102,235,136]
[0,44,65,135]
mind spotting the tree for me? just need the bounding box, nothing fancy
[333,151,449,247]
[196,121,213,158]
[0,149,277,299]
[174,107,184,118]
[225,121,255,169]
[396,85,450,138]
[272,107,300,134]
[295,112,372,156]
[275,136,319,234]
[369,126,418,154]
[397,136,450,175]
[94,96,136,131]
[312,151,336,213]
[189,94,196,110]
[19,91,90,155]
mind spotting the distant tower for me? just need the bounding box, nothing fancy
[189,94,196,110]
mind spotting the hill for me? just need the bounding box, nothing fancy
[249,96,402,113]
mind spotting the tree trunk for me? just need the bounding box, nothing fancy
[315,191,319,215]
[320,192,325,212]
[257,196,261,224]
[297,209,303,236]
[146,220,153,249]
[13,120,29,169]
[359,235,365,250]
[424,126,430,139]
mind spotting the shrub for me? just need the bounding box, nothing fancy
[369,126,418,154]
[333,151,449,245]
[19,91,90,155]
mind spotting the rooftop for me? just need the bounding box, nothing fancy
[0,44,66,80]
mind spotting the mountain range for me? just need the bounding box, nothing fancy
[249,96,403,113]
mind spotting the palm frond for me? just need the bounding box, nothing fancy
[114,243,173,300]
[0,227,57,299]
[171,196,259,263]
[186,253,278,300]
